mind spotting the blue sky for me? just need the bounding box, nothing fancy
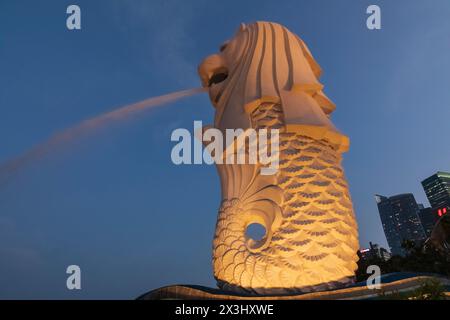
[1,0,450,299]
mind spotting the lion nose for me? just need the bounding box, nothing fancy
[198,54,225,87]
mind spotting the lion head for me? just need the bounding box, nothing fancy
[198,21,348,152]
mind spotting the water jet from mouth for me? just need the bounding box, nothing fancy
[0,87,206,186]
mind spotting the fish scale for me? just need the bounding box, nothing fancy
[212,102,359,295]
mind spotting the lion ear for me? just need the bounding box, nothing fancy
[296,37,322,78]
[238,23,247,32]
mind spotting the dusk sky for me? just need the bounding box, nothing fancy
[1,0,450,299]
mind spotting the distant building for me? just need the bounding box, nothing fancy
[375,194,427,256]
[418,207,439,237]
[421,171,450,210]
[359,242,391,261]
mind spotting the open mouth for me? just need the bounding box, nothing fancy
[208,67,228,103]
[198,54,229,105]
[208,70,228,87]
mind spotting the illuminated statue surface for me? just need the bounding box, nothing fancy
[198,21,359,295]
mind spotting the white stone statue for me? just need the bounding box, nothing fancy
[198,21,359,295]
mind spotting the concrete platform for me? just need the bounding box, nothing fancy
[138,273,450,300]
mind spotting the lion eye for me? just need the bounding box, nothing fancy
[219,41,229,52]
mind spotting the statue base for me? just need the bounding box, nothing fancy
[138,274,450,300]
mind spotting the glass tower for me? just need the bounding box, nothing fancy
[375,193,427,256]
[421,171,450,210]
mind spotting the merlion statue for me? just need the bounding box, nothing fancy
[198,21,359,295]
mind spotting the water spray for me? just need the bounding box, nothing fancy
[0,87,206,185]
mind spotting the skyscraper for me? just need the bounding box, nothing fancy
[358,242,391,262]
[421,171,450,210]
[375,194,427,256]
[417,207,439,237]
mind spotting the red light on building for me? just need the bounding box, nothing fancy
[437,207,447,217]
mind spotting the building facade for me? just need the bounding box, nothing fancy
[359,242,391,262]
[421,171,450,210]
[418,207,439,237]
[375,194,426,256]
